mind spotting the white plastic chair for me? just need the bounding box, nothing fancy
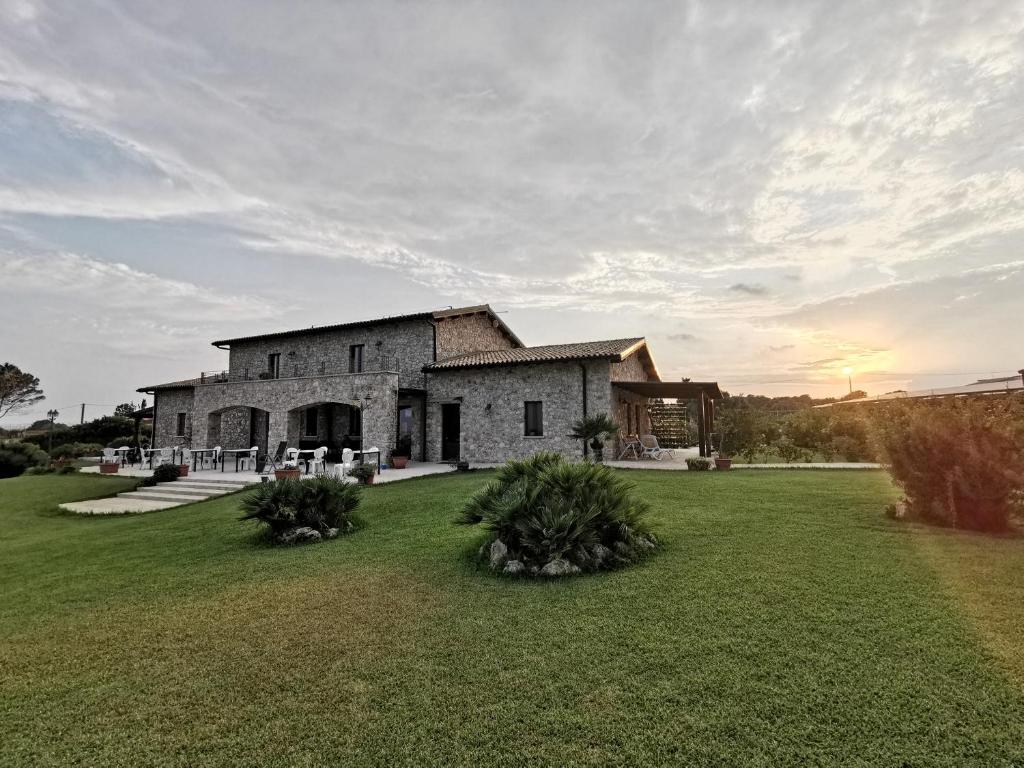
[238,447,258,472]
[203,446,221,471]
[284,447,300,469]
[102,448,117,464]
[306,447,327,475]
[335,448,355,479]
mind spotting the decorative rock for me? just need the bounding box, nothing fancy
[488,539,509,570]
[589,543,613,565]
[503,559,525,575]
[539,558,580,577]
[324,527,340,539]
[637,534,658,551]
[613,540,633,557]
[275,526,322,545]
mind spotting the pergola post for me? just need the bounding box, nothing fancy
[706,398,715,456]
[697,393,707,457]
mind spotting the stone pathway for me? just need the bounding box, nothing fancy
[60,476,254,515]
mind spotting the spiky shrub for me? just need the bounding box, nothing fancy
[871,398,1024,532]
[685,457,712,471]
[459,452,658,576]
[240,474,361,539]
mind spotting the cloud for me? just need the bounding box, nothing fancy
[728,282,770,296]
[769,344,795,352]
[666,332,697,342]
[0,0,1021,404]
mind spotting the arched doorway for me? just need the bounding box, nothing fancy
[206,405,272,458]
[286,401,362,460]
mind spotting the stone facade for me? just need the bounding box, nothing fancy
[227,318,433,388]
[435,312,518,359]
[148,306,661,466]
[425,360,613,463]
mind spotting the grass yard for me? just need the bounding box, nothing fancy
[2,470,1023,766]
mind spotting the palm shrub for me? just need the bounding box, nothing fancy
[240,474,361,544]
[0,440,49,478]
[459,452,657,576]
[871,398,1024,532]
[568,414,620,462]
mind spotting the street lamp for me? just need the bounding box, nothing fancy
[46,409,59,453]
[842,367,853,395]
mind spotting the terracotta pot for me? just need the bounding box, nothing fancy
[714,457,733,471]
[391,456,409,469]
[99,462,120,474]
[178,465,190,477]
[275,468,301,481]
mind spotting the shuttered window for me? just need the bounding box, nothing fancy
[524,401,543,437]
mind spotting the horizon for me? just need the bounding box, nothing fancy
[2,1,1023,425]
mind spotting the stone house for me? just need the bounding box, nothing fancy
[138,304,720,464]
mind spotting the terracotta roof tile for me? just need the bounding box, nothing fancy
[426,338,646,371]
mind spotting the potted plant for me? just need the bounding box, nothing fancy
[713,431,732,471]
[274,465,302,481]
[178,463,190,477]
[569,414,620,463]
[351,464,376,485]
[99,461,120,474]
[390,436,411,469]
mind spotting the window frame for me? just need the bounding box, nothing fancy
[349,344,365,373]
[175,412,187,437]
[268,353,281,379]
[524,401,544,437]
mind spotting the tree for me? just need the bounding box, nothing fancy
[840,390,868,402]
[0,363,45,420]
[114,402,138,417]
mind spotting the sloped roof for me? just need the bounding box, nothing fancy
[425,338,656,374]
[137,378,202,393]
[210,304,522,348]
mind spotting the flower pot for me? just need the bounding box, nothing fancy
[391,456,409,469]
[275,468,301,481]
[714,457,732,471]
[178,465,190,477]
[99,462,120,474]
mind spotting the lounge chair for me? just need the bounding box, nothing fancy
[261,441,290,473]
[639,434,674,461]
[617,432,642,460]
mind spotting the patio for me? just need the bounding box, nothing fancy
[80,460,455,485]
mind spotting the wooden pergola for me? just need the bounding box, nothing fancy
[612,380,723,457]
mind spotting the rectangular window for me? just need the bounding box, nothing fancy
[524,401,543,437]
[349,344,364,373]
[635,404,643,434]
[304,406,319,437]
[176,412,186,437]
[268,353,281,379]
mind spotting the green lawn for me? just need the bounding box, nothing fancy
[2,470,1023,766]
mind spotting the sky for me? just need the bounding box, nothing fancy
[1,0,1023,425]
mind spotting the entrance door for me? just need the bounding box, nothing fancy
[441,403,461,461]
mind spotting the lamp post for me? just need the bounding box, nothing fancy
[842,367,853,395]
[46,409,59,453]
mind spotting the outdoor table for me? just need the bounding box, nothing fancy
[295,449,318,474]
[191,448,218,471]
[220,448,254,472]
[114,446,131,466]
[354,448,381,474]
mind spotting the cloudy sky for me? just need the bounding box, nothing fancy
[1,0,1022,424]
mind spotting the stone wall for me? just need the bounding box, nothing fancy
[434,311,518,359]
[227,318,434,386]
[191,372,399,458]
[609,349,654,453]
[425,360,612,463]
[152,389,196,449]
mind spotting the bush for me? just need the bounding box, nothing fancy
[240,474,361,543]
[871,398,1024,532]
[0,440,50,478]
[105,436,135,449]
[23,466,53,476]
[49,442,105,460]
[152,463,182,483]
[685,457,712,471]
[459,452,658,576]
[350,464,376,484]
[774,437,812,463]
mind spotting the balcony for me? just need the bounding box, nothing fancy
[197,355,426,390]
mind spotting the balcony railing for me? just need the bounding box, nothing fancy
[197,355,425,389]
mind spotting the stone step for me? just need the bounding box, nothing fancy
[177,477,256,487]
[171,482,248,493]
[121,490,215,503]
